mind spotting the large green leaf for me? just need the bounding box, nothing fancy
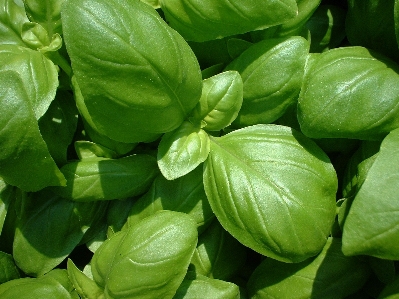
[91,210,198,299]
[160,0,298,42]
[0,0,29,46]
[298,46,399,140]
[0,71,65,191]
[342,128,399,260]
[13,189,108,277]
[52,154,159,202]
[247,238,371,299]
[203,124,337,263]
[62,0,202,143]
[225,36,309,127]
[0,44,59,120]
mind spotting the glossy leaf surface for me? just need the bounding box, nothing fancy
[62,0,202,143]
[92,210,198,299]
[203,124,337,262]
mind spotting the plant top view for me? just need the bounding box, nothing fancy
[1,0,399,298]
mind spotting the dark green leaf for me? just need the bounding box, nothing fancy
[53,154,159,201]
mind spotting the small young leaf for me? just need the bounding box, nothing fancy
[67,259,104,299]
[158,121,210,180]
[189,71,243,131]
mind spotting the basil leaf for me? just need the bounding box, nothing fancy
[0,0,29,46]
[67,259,104,299]
[23,0,64,36]
[298,46,399,140]
[126,165,214,234]
[203,124,337,263]
[0,44,58,120]
[346,0,399,63]
[13,189,108,277]
[189,71,243,131]
[91,210,198,299]
[225,36,309,127]
[158,121,210,180]
[342,128,399,260]
[62,0,202,143]
[160,0,298,42]
[38,90,79,165]
[190,220,247,281]
[53,154,159,202]
[247,238,371,299]
[0,179,15,234]
[305,5,347,53]
[174,274,240,299]
[378,274,399,299]
[0,269,79,298]
[0,71,65,191]
[0,251,20,284]
[21,22,62,53]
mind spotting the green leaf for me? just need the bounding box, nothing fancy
[174,274,240,299]
[125,165,214,234]
[13,189,108,277]
[305,5,347,53]
[74,141,118,160]
[67,259,104,299]
[38,90,79,165]
[160,0,298,42]
[298,46,399,140]
[0,71,65,191]
[158,121,210,180]
[342,128,399,259]
[247,238,371,299]
[0,179,15,234]
[251,0,321,40]
[189,71,243,131]
[0,0,29,46]
[203,124,337,263]
[23,0,64,36]
[62,0,202,143]
[190,220,246,281]
[0,269,79,298]
[21,21,62,53]
[0,44,59,120]
[0,251,20,284]
[346,0,399,63]
[91,210,198,299]
[53,154,159,201]
[225,36,309,127]
[378,274,399,299]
